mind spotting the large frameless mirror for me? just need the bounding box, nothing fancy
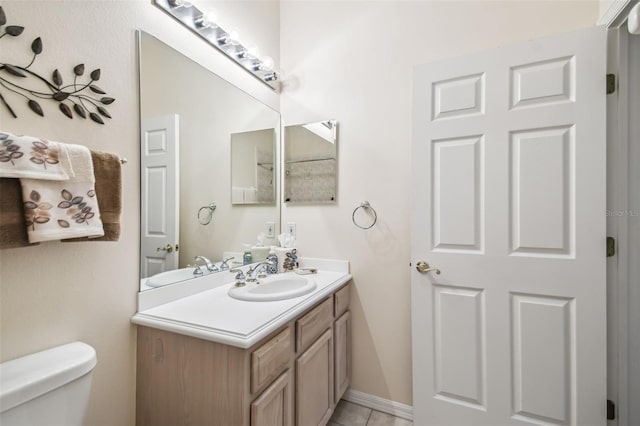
[284,120,338,203]
[138,31,280,291]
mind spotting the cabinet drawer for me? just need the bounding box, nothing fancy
[296,297,333,352]
[252,328,292,393]
[334,284,350,317]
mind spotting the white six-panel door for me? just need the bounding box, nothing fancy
[140,114,179,278]
[411,27,606,425]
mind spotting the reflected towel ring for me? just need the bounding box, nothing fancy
[352,201,377,230]
[198,203,216,225]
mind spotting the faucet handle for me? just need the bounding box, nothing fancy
[193,265,203,276]
[234,270,246,287]
[220,256,235,271]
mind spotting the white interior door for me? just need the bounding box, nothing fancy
[141,114,179,278]
[411,27,606,425]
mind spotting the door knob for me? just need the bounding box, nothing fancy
[157,244,174,253]
[416,261,441,275]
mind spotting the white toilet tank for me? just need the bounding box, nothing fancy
[0,341,97,426]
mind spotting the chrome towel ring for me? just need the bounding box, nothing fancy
[198,203,216,225]
[352,201,377,229]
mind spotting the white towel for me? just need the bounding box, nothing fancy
[0,132,73,180]
[244,187,257,203]
[20,144,104,243]
[232,187,245,203]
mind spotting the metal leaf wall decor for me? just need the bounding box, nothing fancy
[0,6,115,124]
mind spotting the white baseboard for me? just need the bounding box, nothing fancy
[341,389,414,421]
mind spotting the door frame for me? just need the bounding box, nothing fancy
[604,2,638,424]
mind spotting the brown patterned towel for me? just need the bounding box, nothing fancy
[0,178,38,248]
[0,150,122,248]
[62,150,122,242]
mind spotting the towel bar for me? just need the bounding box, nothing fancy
[352,201,377,230]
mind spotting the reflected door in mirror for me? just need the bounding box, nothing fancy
[141,114,180,278]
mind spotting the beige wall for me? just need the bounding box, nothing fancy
[0,1,279,425]
[599,0,620,19]
[279,0,599,405]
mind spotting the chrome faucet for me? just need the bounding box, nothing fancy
[246,260,275,283]
[194,255,218,273]
[219,256,235,271]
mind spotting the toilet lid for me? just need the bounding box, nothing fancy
[0,342,97,413]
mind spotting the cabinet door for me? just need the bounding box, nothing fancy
[334,311,350,404]
[296,329,334,426]
[251,370,293,426]
[136,327,248,426]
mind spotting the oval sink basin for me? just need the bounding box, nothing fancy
[147,268,198,288]
[228,274,317,302]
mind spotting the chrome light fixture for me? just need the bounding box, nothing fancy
[153,0,279,90]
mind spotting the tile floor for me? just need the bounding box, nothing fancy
[329,400,413,426]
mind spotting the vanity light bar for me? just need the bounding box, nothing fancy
[153,0,279,90]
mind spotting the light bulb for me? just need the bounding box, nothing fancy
[246,45,258,59]
[261,56,274,71]
[228,29,240,45]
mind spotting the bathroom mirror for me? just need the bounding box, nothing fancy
[231,129,276,205]
[284,120,338,203]
[138,31,280,290]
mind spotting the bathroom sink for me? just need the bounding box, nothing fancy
[147,268,198,288]
[228,274,317,302]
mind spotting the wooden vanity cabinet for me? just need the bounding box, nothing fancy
[136,282,351,426]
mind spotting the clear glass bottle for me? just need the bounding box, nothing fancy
[242,244,252,265]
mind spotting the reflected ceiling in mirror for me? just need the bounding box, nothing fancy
[284,120,338,203]
[139,31,280,291]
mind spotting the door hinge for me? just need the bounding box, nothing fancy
[607,399,616,420]
[607,74,616,94]
[607,237,616,257]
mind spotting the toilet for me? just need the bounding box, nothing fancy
[0,342,97,426]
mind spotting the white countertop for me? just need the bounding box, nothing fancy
[132,258,351,349]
